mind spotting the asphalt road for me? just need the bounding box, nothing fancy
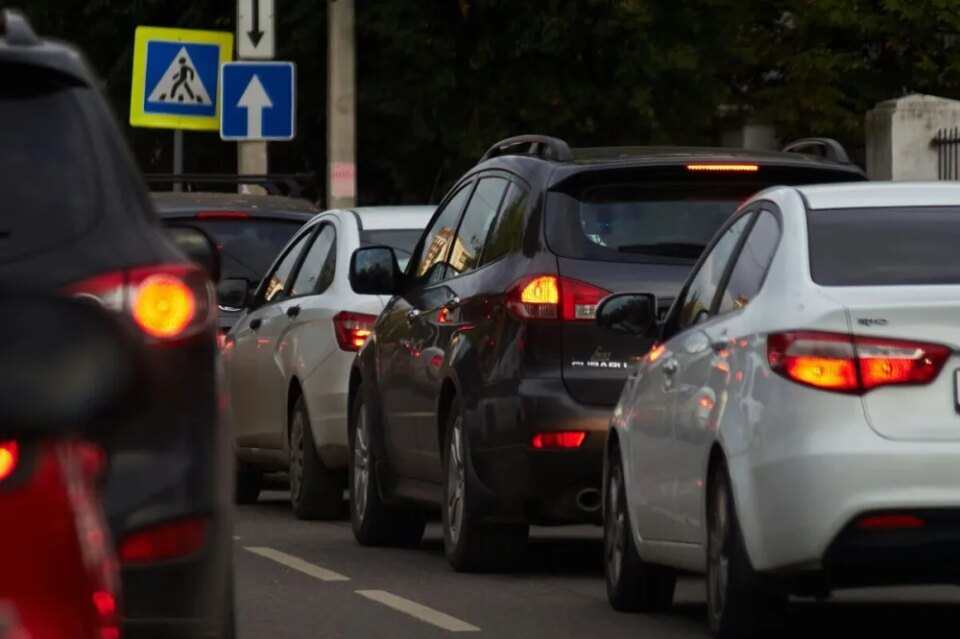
[236,490,960,639]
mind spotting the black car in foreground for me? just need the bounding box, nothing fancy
[153,191,319,346]
[346,134,867,572]
[0,12,232,637]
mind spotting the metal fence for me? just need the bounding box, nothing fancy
[934,127,960,180]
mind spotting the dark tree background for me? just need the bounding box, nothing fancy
[21,0,960,204]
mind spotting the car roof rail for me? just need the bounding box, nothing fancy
[781,137,851,165]
[2,9,41,46]
[144,173,317,199]
[480,134,574,163]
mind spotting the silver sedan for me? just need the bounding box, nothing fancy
[599,182,960,638]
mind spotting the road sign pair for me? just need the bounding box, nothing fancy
[129,26,294,141]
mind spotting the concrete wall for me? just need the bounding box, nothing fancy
[865,94,960,180]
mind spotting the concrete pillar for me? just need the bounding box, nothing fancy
[327,0,356,208]
[866,94,960,180]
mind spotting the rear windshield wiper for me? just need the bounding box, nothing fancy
[616,242,705,258]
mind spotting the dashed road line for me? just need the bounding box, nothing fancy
[244,546,350,582]
[355,589,480,632]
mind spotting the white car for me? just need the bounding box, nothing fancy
[598,182,960,638]
[221,205,434,518]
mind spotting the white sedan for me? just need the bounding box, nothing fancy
[598,182,960,638]
[221,206,434,518]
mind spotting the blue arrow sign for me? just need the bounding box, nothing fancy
[219,61,296,141]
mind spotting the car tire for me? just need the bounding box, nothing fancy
[349,384,426,547]
[605,448,676,612]
[289,396,347,521]
[235,470,262,505]
[706,461,784,639]
[442,401,528,573]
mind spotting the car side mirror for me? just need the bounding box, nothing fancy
[218,277,252,309]
[349,246,402,295]
[596,293,658,336]
[0,296,143,439]
[166,225,221,282]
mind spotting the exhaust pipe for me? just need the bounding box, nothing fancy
[576,488,602,513]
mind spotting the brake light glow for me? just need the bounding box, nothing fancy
[856,514,925,530]
[767,331,949,394]
[132,273,196,338]
[63,265,213,342]
[119,516,209,564]
[507,275,610,321]
[686,163,759,172]
[0,441,18,481]
[333,311,377,351]
[531,431,587,449]
[194,210,251,220]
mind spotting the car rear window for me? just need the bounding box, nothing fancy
[546,165,862,264]
[173,219,304,282]
[361,229,421,271]
[808,207,960,286]
[0,66,98,262]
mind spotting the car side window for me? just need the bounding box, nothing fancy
[676,213,753,329]
[410,183,473,285]
[290,223,337,297]
[262,231,312,304]
[448,177,509,276]
[716,210,780,315]
[478,182,528,267]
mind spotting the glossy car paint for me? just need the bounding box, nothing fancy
[609,183,960,581]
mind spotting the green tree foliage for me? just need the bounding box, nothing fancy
[20,1,960,203]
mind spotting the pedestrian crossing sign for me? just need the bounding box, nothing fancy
[130,26,233,131]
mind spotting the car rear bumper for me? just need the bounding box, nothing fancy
[468,377,611,524]
[733,431,960,578]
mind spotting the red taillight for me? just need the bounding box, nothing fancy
[63,264,214,341]
[507,275,610,321]
[531,431,587,449]
[767,331,949,394]
[333,311,377,352]
[92,590,120,639]
[194,210,250,220]
[0,441,18,481]
[118,516,208,564]
[856,514,925,530]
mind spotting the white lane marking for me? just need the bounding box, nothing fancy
[355,590,480,632]
[244,546,350,582]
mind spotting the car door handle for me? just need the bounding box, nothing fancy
[286,305,301,319]
[407,309,421,322]
[249,317,262,331]
[662,358,678,376]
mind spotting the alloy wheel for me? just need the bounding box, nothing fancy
[606,472,624,587]
[446,416,466,546]
[289,415,304,503]
[353,405,370,521]
[708,480,731,621]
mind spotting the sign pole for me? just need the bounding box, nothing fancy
[237,0,276,193]
[173,130,184,192]
[327,0,356,208]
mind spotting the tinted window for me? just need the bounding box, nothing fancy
[677,214,752,328]
[808,207,960,286]
[291,224,336,296]
[360,229,421,272]
[0,68,98,261]
[545,166,862,264]
[263,232,311,303]
[717,211,780,314]
[449,177,509,275]
[411,184,471,284]
[176,219,303,282]
[480,183,528,267]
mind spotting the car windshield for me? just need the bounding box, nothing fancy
[171,218,305,282]
[808,206,960,285]
[360,229,422,271]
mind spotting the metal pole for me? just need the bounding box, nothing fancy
[173,130,184,192]
[327,0,356,208]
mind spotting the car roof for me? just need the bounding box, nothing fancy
[151,192,319,221]
[797,182,960,210]
[347,205,435,231]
